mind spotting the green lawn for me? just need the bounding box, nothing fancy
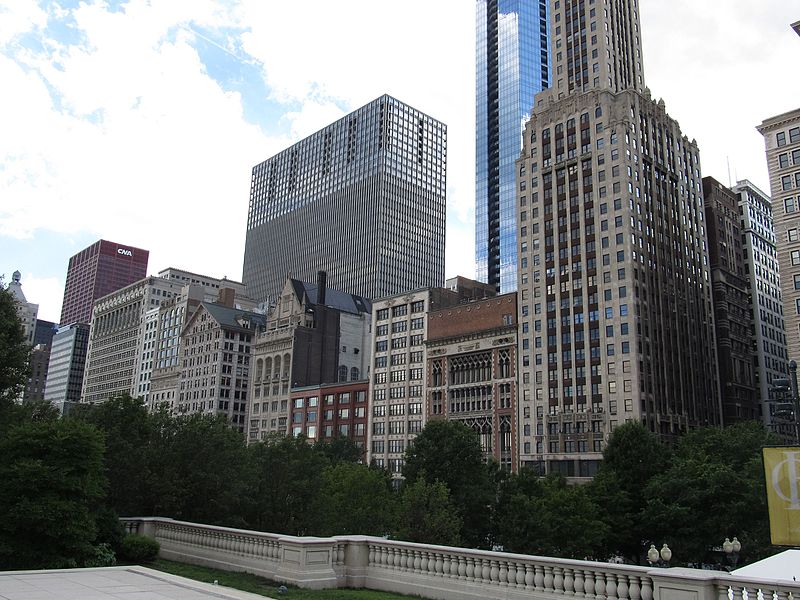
[149,559,418,600]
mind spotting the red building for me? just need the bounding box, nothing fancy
[60,240,149,326]
[290,380,370,459]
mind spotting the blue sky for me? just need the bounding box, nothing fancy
[2,0,799,322]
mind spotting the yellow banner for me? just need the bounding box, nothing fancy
[763,447,800,546]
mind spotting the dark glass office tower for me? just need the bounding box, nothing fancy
[476,0,550,293]
[243,95,446,304]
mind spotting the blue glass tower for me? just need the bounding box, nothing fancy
[476,0,549,292]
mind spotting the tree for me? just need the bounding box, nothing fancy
[0,418,107,569]
[246,434,328,535]
[148,413,251,527]
[395,479,462,546]
[70,394,158,516]
[590,421,670,561]
[641,422,779,565]
[317,463,397,536]
[403,420,493,547]
[313,435,363,466]
[494,470,607,558]
[0,282,29,408]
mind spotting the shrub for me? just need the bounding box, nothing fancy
[84,543,116,567]
[119,535,160,563]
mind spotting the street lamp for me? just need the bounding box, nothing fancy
[647,543,672,568]
[722,537,742,570]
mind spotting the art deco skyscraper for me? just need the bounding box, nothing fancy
[516,0,720,477]
[475,0,551,293]
[242,95,446,305]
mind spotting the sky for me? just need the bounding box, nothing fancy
[2,0,799,323]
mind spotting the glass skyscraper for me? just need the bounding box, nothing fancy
[243,95,447,305]
[476,0,550,293]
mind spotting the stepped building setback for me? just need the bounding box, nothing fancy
[515,0,720,476]
[242,95,446,305]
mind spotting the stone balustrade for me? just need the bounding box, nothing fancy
[121,517,798,600]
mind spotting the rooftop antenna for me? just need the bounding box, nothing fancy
[727,156,732,188]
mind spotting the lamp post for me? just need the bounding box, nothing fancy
[722,537,742,571]
[647,543,672,568]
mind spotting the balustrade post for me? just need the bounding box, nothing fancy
[554,566,564,594]
[499,561,509,586]
[606,572,618,600]
[564,567,575,596]
[534,564,545,590]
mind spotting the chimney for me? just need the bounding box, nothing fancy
[218,287,235,308]
[317,271,327,305]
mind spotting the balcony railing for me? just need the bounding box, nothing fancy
[121,517,798,600]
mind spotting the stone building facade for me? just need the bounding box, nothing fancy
[702,177,758,424]
[733,179,791,438]
[248,274,371,442]
[426,293,518,470]
[366,279,495,483]
[515,0,720,477]
[176,300,266,432]
[81,276,184,404]
[757,108,800,365]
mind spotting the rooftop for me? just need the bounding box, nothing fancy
[0,566,272,600]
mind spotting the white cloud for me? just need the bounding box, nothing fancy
[0,0,47,46]
[3,0,799,310]
[9,272,63,323]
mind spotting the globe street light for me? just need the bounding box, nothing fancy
[722,537,742,570]
[647,543,672,568]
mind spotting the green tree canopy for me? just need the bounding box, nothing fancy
[590,421,670,561]
[0,282,29,410]
[395,478,462,547]
[403,420,493,547]
[494,469,607,559]
[317,462,397,536]
[641,421,778,565]
[0,418,107,569]
[246,434,328,535]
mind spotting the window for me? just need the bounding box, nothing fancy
[377,308,389,320]
[791,127,800,144]
[783,175,793,191]
[794,274,800,291]
[792,250,800,266]
[392,304,408,317]
[780,153,790,168]
[411,300,425,313]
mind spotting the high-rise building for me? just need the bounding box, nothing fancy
[44,323,90,413]
[702,177,758,424]
[475,0,551,293]
[81,276,183,404]
[732,180,791,437]
[242,95,446,305]
[60,240,149,326]
[515,0,720,477]
[757,109,800,364]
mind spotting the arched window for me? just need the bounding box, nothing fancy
[338,365,348,382]
[350,367,359,381]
